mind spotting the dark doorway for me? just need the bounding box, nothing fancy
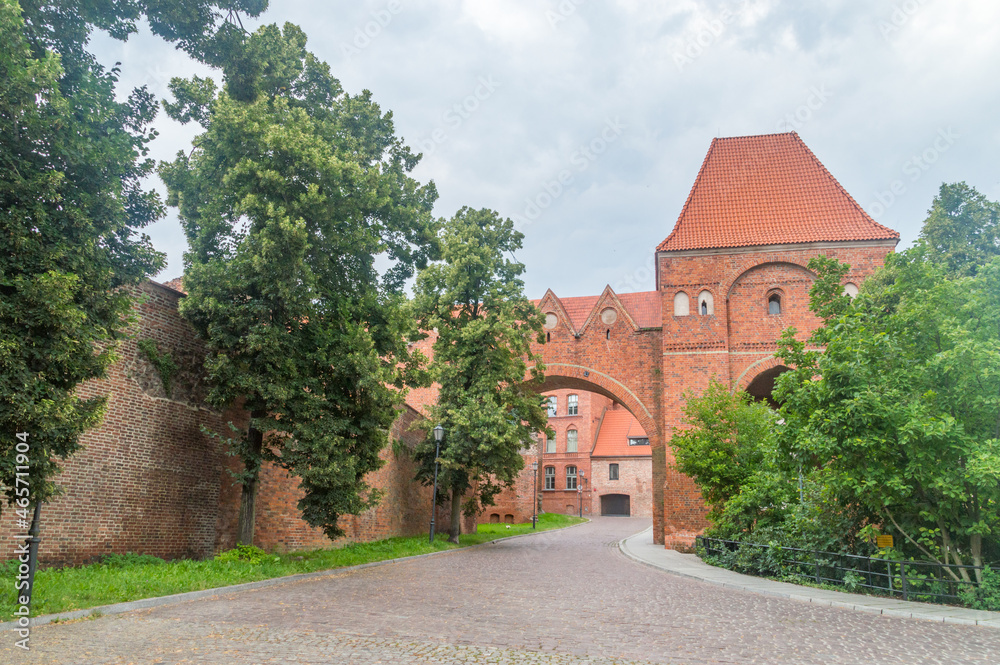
[745,365,790,409]
[600,494,630,516]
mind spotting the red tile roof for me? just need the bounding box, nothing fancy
[616,291,661,329]
[591,408,650,458]
[558,295,600,330]
[533,291,661,331]
[657,132,899,252]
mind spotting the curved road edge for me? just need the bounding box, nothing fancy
[618,526,1000,629]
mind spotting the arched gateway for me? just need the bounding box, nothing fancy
[530,132,899,548]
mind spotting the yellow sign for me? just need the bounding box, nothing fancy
[877,535,894,548]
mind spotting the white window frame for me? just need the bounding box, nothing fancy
[544,466,555,490]
[566,429,578,453]
[566,465,577,490]
[567,394,578,416]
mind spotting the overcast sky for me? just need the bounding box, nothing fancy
[91,0,1000,299]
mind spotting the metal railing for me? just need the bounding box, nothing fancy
[696,536,983,605]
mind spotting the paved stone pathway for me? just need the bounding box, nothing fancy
[4,518,999,664]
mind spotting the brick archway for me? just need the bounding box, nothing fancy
[535,363,658,438]
[734,356,788,393]
[723,258,817,298]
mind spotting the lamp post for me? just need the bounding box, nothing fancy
[429,424,444,544]
[530,461,538,529]
[578,470,586,518]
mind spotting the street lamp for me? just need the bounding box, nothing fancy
[530,461,538,529]
[578,470,586,518]
[429,424,444,544]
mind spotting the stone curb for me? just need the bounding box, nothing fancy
[618,527,1000,629]
[0,518,589,632]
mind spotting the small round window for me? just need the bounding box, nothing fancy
[544,312,558,329]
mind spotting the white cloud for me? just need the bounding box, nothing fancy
[87,0,1000,294]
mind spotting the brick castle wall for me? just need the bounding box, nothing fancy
[1,282,455,565]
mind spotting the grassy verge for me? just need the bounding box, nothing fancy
[1,513,583,618]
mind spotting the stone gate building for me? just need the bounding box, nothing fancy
[527,132,899,547]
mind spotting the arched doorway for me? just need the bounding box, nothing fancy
[528,367,659,523]
[744,365,791,408]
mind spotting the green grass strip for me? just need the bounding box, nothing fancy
[2,513,584,617]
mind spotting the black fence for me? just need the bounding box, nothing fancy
[696,536,983,605]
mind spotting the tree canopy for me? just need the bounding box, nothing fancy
[159,22,439,542]
[676,183,1000,584]
[412,207,549,543]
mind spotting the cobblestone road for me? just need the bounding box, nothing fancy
[5,518,999,664]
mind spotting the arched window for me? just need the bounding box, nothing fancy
[547,396,557,417]
[566,465,578,490]
[566,429,578,453]
[843,282,859,298]
[768,293,782,315]
[544,466,555,490]
[673,291,690,316]
[567,394,578,415]
[545,436,555,454]
[698,290,714,315]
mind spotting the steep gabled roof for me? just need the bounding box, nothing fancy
[657,132,899,252]
[591,408,650,458]
[533,290,661,331]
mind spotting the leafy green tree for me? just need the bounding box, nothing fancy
[917,182,1000,278]
[1,0,270,520]
[412,207,549,544]
[0,0,165,513]
[160,23,438,544]
[776,249,1000,581]
[671,379,782,526]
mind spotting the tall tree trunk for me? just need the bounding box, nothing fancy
[237,417,264,546]
[971,533,983,584]
[448,486,462,544]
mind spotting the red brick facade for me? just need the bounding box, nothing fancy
[529,133,899,548]
[3,132,900,561]
[1,282,453,565]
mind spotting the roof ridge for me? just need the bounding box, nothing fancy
[657,133,900,253]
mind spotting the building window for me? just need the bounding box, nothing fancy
[566,429,578,453]
[843,282,859,298]
[566,465,577,490]
[544,466,555,490]
[768,292,782,315]
[628,437,649,446]
[673,291,690,316]
[568,394,578,415]
[547,396,557,417]
[609,463,619,480]
[698,290,714,315]
[545,436,555,454]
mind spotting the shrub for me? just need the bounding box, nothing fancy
[215,544,272,565]
[961,567,1000,611]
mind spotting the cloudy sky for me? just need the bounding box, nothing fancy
[91,0,1000,299]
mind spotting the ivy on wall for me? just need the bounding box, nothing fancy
[137,339,178,397]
